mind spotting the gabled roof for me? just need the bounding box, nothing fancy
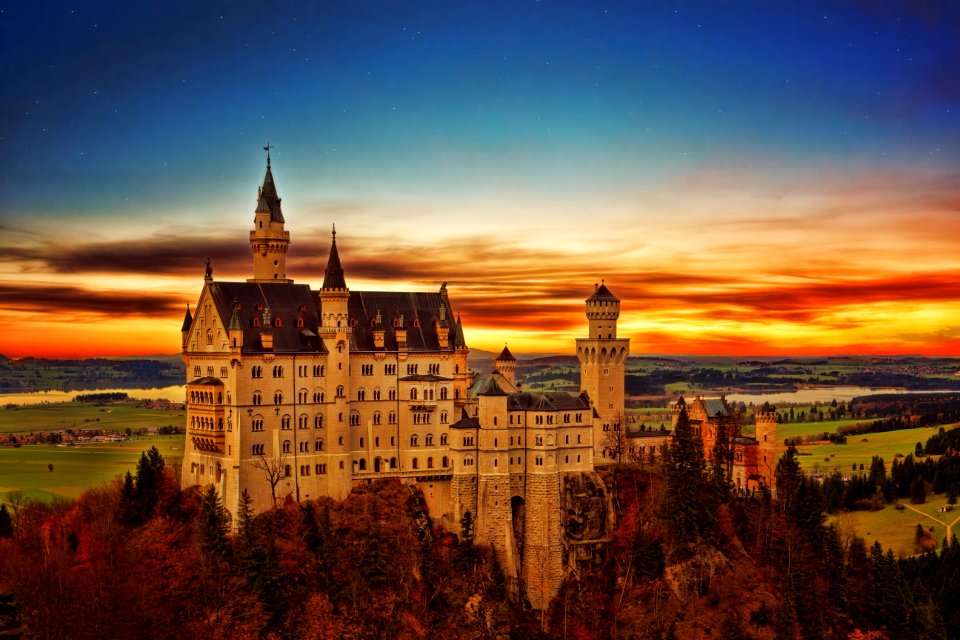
[348,291,457,352]
[257,159,284,223]
[205,281,324,354]
[473,375,509,396]
[507,390,591,411]
[467,372,518,396]
[496,345,516,362]
[187,376,224,386]
[587,281,619,302]
[450,409,480,430]
[452,313,467,349]
[702,398,729,418]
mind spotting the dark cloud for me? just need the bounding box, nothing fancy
[0,282,180,317]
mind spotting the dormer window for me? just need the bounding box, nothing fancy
[257,303,264,311]
[412,317,420,328]
[252,317,261,328]
[349,317,358,327]
[297,317,304,328]
[274,316,282,328]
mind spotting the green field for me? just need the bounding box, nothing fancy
[830,504,946,557]
[0,401,184,435]
[797,426,941,474]
[774,418,879,441]
[0,435,184,503]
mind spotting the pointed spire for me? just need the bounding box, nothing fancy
[257,144,284,223]
[321,224,347,290]
[496,343,516,362]
[180,305,193,332]
[453,313,467,349]
[228,299,242,331]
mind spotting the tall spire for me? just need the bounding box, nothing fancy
[180,304,193,332]
[453,313,467,349]
[322,224,347,290]
[256,144,284,223]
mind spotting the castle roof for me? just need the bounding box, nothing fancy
[452,313,467,349]
[187,376,224,386]
[257,158,284,223]
[627,427,672,439]
[734,436,758,446]
[507,390,591,411]
[473,375,509,396]
[399,374,452,382]
[321,228,347,290]
[180,305,193,332]
[206,281,325,354]
[450,409,480,430]
[701,398,729,418]
[587,281,619,302]
[467,371,518,397]
[349,291,457,352]
[496,345,516,362]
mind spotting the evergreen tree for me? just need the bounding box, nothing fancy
[910,476,927,504]
[0,505,12,539]
[116,471,137,525]
[134,446,166,521]
[198,485,231,556]
[660,405,712,559]
[459,509,475,543]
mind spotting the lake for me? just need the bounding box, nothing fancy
[725,386,957,405]
[1,385,186,406]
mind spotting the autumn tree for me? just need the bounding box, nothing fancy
[198,485,231,556]
[0,504,12,538]
[251,452,288,509]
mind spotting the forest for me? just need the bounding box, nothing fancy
[4,416,960,638]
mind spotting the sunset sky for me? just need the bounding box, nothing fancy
[2,1,959,358]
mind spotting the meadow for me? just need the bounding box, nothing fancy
[0,434,183,503]
[0,401,184,435]
[796,426,942,475]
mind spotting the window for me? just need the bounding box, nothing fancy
[298,390,307,403]
[440,411,448,424]
[298,414,308,429]
[407,364,418,375]
[282,440,291,453]
[427,456,434,469]
[205,329,213,345]
[410,435,419,446]
[252,444,264,455]
[316,463,327,474]
[428,363,440,374]
[410,388,418,400]
[358,459,366,471]
[281,416,291,430]
[374,436,380,447]
[252,418,264,432]
[299,441,309,453]
[373,412,382,425]
[385,364,396,375]
[313,365,324,377]
[284,465,291,477]
[412,457,419,469]
[440,434,448,445]
[315,439,324,451]
[425,434,434,446]
[252,366,262,378]
[388,389,397,401]
[535,456,543,466]
[220,366,228,378]
[442,456,448,467]
[252,392,262,406]
[300,465,310,476]
[536,435,543,446]
[440,387,448,400]
[273,366,283,378]
[362,364,374,375]
[389,411,397,425]
[313,391,324,403]
[193,365,201,377]
[336,385,345,398]
[314,415,324,428]
[373,389,381,401]
[536,415,544,425]
[463,435,474,446]
[357,389,365,401]
[359,437,364,447]
[274,392,283,405]
[464,457,474,467]
[350,412,360,426]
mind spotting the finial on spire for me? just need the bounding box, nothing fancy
[263,142,272,167]
[332,223,337,242]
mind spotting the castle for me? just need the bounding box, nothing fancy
[180,154,777,606]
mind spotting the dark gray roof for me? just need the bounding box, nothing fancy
[349,290,456,352]
[399,374,452,382]
[188,376,224,386]
[587,282,619,302]
[627,428,672,439]
[322,233,347,290]
[452,314,467,349]
[474,376,509,396]
[507,390,591,411]
[256,161,284,223]
[734,436,758,445]
[181,305,193,332]
[206,281,325,354]
[450,409,480,429]
[702,398,730,418]
[496,345,516,362]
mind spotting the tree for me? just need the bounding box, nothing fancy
[0,504,12,538]
[660,404,712,559]
[602,425,628,464]
[916,442,925,458]
[910,476,928,504]
[251,452,288,509]
[459,510,475,543]
[198,485,231,556]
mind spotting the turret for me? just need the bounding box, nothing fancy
[180,305,193,351]
[755,404,781,489]
[494,344,516,386]
[585,280,620,340]
[228,299,243,354]
[248,145,292,282]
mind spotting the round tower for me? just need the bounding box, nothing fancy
[248,145,292,282]
[494,344,517,386]
[575,281,630,460]
[754,406,781,489]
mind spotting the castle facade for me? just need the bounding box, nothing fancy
[180,156,629,606]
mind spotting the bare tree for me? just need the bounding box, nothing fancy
[251,452,288,509]
[602,411,629,464]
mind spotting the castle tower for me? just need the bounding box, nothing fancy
[575,281,630,460]
[248,147,292,282]
[451,313,470,410]
[754,406,781,489]
[318,226,352,498]
[475,378,516,578]
[494,344,517,386]
[180,305,193,350]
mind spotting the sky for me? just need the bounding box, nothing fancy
[1,0,959,358]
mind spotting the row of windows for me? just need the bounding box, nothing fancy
[251,365,325,379]
[189,416,223,430]
[192,365,228,379]
[189,390,222,404]
[510,412,583,425]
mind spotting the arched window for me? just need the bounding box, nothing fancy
[389,411,397,424]
[349,412,360,426]
[440,434,448,445]
[313,391,324,403]
[358,458,367,471]
[357,389,365,401]
[440,411,448,424]
[281,415,291,430]
[315,439,324,451]
[314,415,324,428]
[440,387,448,400]
[442,456,449,467]
[410,434,419,446]
[274,392,283,405]
[298,414,308,429]
[410,388,418,400]
[336,385,345,398]
[252,392,262,406]
[425,434,434,446]
[206,329,213,345]
[412,457,419,469]
[282,440,291,453]
[427,457,434,469]
[373,412,382,425]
